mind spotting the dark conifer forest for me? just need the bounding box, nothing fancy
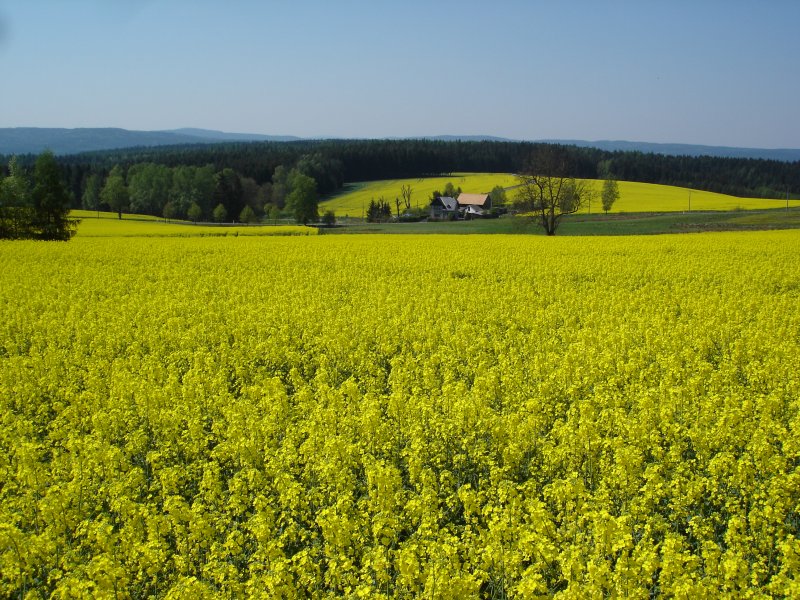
[2,140,799,221]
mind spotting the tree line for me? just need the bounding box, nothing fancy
[0,151,77,240]
[2,140,798,232]
[3,153,323,228]
[87,160,322,224]
[19,138,795,201]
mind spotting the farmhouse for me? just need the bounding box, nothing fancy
[429,193,493,219]
[457,193,492,215]
[429,196,459,218]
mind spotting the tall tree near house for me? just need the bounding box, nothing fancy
[443,181,461,198]
[513,146,594,235]
[100,165,129,219]
[489,185,507,206]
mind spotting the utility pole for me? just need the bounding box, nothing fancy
[688,188,692,212]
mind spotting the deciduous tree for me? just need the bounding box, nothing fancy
[128,163,172,215]
[213,203,228,223]
[285,171,318,224]
[401,184,413,211]
[443,181,461,198]
[100,165,129,219]
[163,200,178,221]
[187,202,203,222]
[81,173,102,214]
[489,185,507,207]
[239,205,257,224]
[601,178,620,214]
[514,148,594,235]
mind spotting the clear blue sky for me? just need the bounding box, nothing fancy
[1,0,798,148]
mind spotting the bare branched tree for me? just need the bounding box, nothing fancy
[514,147,594,235]
[400,184,413,212]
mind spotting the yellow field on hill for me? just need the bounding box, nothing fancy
[320,173,518,216]
[320,175,797,216]
[603,181,795,213]
[71,212,317,237]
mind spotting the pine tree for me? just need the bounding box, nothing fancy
[31,150,77,240]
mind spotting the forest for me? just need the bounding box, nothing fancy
[2,139,799,223]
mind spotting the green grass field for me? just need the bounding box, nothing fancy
[322,209,800,236]
[320,175,798,216]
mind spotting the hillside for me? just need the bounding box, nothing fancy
[0,127,299,155]
[321,176,798,216]
[2,128,799,162]
[320,173,519,217]
[540,139,800,162]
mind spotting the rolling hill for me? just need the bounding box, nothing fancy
[320,175,799,216]
[0,127,300,155]
[1,128,798,162]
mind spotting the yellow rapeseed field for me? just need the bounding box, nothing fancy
[320,174,519,216]
[1,232,799,597]
[71,211,317,238]
[320,176,798,216]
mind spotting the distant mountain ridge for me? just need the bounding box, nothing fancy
[538,139,800,162]
[0,127,797,162]
[411,136,800,161]
[0,127,300,155]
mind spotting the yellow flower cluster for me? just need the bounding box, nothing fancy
[1,232,798,597]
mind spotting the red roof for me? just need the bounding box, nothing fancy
[457,193,490,208]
